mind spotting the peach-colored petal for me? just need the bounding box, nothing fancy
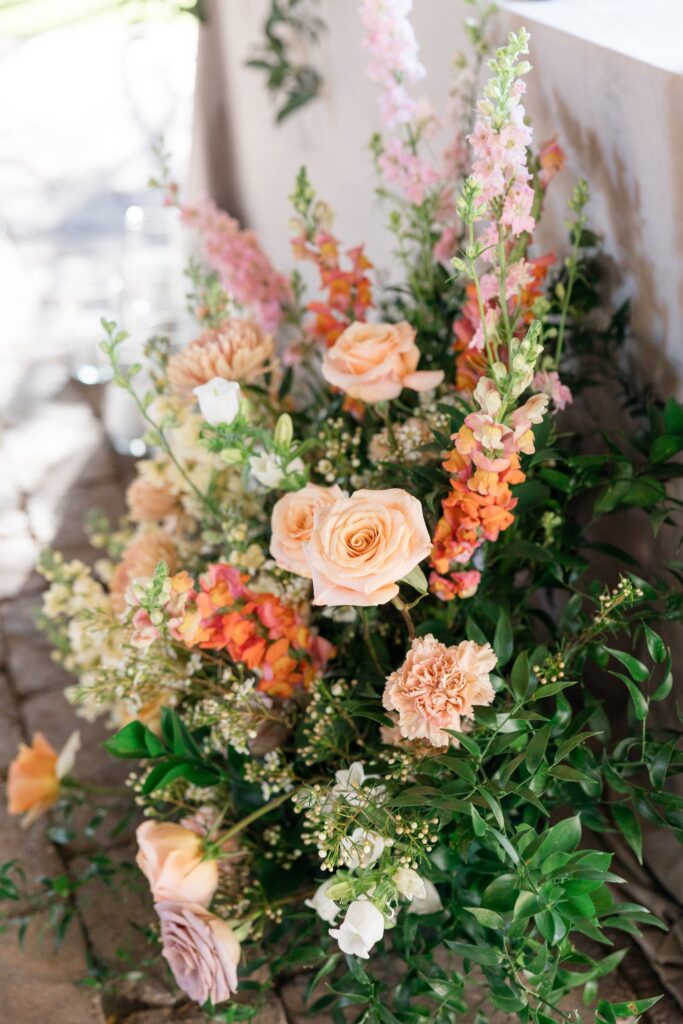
[402,370,445,392]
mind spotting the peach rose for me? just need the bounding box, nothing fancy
[7,730,80,826]
[321,321,444,404]
[167,319,275,399]
[270,483,343,578]
[136,820,219,907]
[156,900,240,1005]
[304,488,431,606]
[383,634,497,747]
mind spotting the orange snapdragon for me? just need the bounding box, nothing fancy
[429,386,548,600]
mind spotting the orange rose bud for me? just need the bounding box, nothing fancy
[7,732,60,824]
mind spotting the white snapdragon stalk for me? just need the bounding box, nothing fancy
[305,879,340,923]
[393,867,426,902]
[329,899,385,959]
[340,828,386,869]
[193,377,242,425]
[407,879,442,915]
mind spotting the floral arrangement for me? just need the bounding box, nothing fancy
[5,5,683,1023]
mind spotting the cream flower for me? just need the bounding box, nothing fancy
[340,828,386,869]
[193,377,242,425]
[321,321,444,404]
[305,488,431,606]
[270,483,343,578]
[167,319,275,398]
[393,867,427,902]
[136,821,218,907]
[305,879,341,923]
[408,879,443,915]
[329,899,385,959]
[383,635,497,747]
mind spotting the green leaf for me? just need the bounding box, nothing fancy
[604,648,649,683]
[533,815,581,864]
[444,940,502,966]
[650,434,683,463]
[663,397,683,435]
[612,805,643,864]
[464,906,503,929]
[525,723,552,773]
[510,650,530,700]
[554,732,601,762]
[643,623,667,663]
[493,611,513,667]
[103,721,152,759]
[470,804,486,837]
[610,671,649,720]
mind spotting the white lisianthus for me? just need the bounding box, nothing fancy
[329,899,385,958]
[407,879,442,915]
[193,377,241,425]
[249,452,305,489]
[331,762,385,807]
[340,828,385,869]
[393,867,426,902]
[305,879,340,923]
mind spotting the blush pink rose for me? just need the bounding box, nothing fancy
[156,900,240,1005]
[270,483,343,578]
[136,821,218,907]
[383,634,497,746]
[304,488,431,606]
[321,321,444,404]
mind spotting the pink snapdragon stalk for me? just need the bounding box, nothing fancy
[181,195,292,333]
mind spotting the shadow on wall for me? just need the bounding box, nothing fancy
[552,89,679,393]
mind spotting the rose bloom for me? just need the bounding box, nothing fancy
[126,475,180,524]
[383,634,497,746]
[321,321,444,404]
[7,730,80,826]
[167,319,275,399]
[156,901,240,1005]
[136,821,218,906]
[110,530,178,616]
[270,483,343,578]
[304,487,431,606]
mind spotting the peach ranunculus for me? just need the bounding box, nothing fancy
[7,730,80,826]
[304,488,431,606]
[156,900,240,1005]
[126,475,181,524]
[270,483,343,578]
[321,321,444,404]
[109,530,178,617]
[167,319,275,399]
[136,820,219,907]
[383,635,497,747]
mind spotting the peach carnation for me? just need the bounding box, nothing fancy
[270,483,343,578]
[126,475,180,523]
[321,321,443,404]
[304,487,431,606]
[110,530,178,616]
[383,634,497,747]
[167,319,275,399]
